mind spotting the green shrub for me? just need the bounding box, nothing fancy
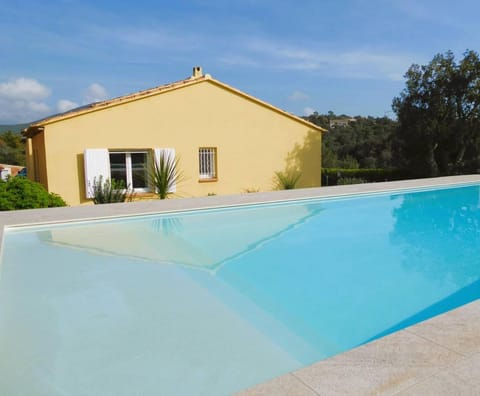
[90,176,134,204]
[275,171,301,190]
[0,177,67,210]
[337,177,366,185]
[322,168,412,186]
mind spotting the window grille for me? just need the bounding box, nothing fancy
[199,148,217,179]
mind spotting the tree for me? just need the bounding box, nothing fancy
[0,131,25,165]
[393,50,480,177]
[305,112,396,169]
[0,177,67,210]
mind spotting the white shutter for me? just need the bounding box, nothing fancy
[84,149,110,198]
[154,148,176,193]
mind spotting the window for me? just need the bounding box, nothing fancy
[84,148,175,199]
[109,151,148,190]
[199,147,217,180]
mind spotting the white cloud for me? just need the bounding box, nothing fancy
[112,28,182,48]
[0,78,51,122]
[217,54,260,68]
[57,99,79,113]
[221,38,413,81]
[93,26,203,52]
[302,107,315,116]
[84,83,108,103]
[0,77,50,100]
[26,101,50,113]
[289,91,309,101]
[394,0,456,27]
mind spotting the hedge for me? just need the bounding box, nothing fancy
[0,176,67,210]
[322,168,413,186]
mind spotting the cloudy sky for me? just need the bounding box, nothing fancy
[1,0,479,123]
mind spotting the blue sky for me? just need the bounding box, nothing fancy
[0,0,479,123]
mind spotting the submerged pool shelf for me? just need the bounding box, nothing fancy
[0,175,480,396]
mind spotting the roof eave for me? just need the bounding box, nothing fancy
[23,125,44,138]
[25,74,326,133]
[206,77,327,133]
[28,76,208,127]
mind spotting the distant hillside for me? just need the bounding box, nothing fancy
[0,124,29,134]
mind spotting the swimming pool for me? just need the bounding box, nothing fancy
[1,182,479,395]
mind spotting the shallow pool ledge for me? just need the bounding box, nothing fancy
[1,175,480,396]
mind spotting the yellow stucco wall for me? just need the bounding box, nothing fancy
[28,132,48,188]
[37,80,322,205]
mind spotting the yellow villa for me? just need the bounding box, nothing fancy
[24,67,326,205]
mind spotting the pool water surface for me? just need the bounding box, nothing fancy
[1,184,479,395]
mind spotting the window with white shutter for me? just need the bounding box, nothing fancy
[84,149,149,198]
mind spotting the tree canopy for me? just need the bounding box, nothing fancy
[305,112,396,169]
[0,131,25,165]
[392,50,480,177]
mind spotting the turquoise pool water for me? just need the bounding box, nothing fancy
[1,184,480,395]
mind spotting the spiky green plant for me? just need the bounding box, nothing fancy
[90,176,134,204]
[274,171,301,190]
[149,152,183,199]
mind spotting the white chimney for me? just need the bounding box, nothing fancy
[192,66,203,78]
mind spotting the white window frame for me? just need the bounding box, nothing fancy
[109,151,150,192]
[199,147,217,180]
[85,149,150,199]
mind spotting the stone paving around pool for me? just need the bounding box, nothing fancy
[236,300,480,395]
[1,175,480,396]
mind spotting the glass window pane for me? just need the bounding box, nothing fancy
[109,153,127,186]
[131,152,148,188]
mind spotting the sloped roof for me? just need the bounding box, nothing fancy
[24,73,326,137]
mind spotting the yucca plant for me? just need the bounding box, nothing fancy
[275,171,302,190]
[149,151,183,199]
[90,176,134,204]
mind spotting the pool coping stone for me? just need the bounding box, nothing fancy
[1,174,480,395]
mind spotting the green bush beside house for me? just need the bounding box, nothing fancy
[322,168,412,186]
[0,177,67,210]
